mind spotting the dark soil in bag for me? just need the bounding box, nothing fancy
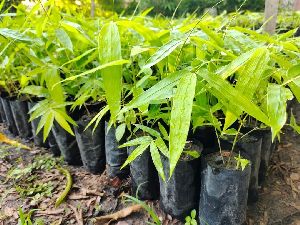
[47,132,61,157]
[51,122,82,165]
[220,134,262,203]
[199,152,251,225]
[1,97,18,135]
[0,99,4,123]
[236,135,262,203]
[128,145,159,200]
[10,99,32,139]
[105,121,129,179]
[159,142,202,220]
[190,126,217,150]
[74,115,106,174]
[245,128,272,185]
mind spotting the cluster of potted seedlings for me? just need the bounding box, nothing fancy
[1,2,300,224]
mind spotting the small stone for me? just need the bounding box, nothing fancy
[290,173,300,181]
[271,191,281,196]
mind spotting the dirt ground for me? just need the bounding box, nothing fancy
[0,105,299,225]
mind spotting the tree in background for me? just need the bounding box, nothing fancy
[1,0,23,12]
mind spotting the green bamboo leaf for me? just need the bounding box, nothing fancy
[198,23,224,47]
[54,111,75,136]
[150,142,166,181]
[116,20,158,42]
[0,28,33,42]
[55,28,73,52]
[224,47,270,130]
[121,70,189,114]
[119,136,153,148]
[36,111,50,135]
[29,100,49,121]
[61,20,94,45]
[99,22,123,122]
[191,36,236,58]
[142,39,184,70]
[267,84,293,140]
[158,122,169,141]
[21,85,48,98]
[155,137,169,157]
[198,69,270,126]
[61,59,129,82]
[289,113,300,134]
[134,124,160,138]
[84,105,109,132]
[217,48,257,79]
[61,48,96,67]
[43,112,54,142]
[121,142,151,169]
[281,64,300,102]
[45,68,65,104]
[116,123,126,142]
[169,73,197,177]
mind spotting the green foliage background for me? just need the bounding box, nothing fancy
[100,0,265,16]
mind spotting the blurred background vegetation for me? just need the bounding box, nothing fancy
[2,0,266,16]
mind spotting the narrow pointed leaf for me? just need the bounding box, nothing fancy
[134,124,160,138]
[142,39,184,70]
[119,136,153,148]
[267,84,293,140]
[121,70,189,114]
[98,22,123,122]
[224,47,270,130]
[169,73,197,177]
[54,111,75,136]
[150,142,166,181]
[198,69,270,126]
[43,112,54,142]
[155,137,169,158]
[121,142,151,169]
[56,28,73,52]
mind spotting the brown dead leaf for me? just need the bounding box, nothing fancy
[110,177,123,188]
[81,188,104,197]
[221,151,231,157]
[94,204,143,225]
[68,194,90,200]
[3,207,14,217]
[116,222,129,225]
[69,204,84,225]
[259,211,268,225]
[289,202,300,211]
[282,143,292,148]
[36,209,64,215]
[50,218,63,225]
[291,173,300,181]
[0,133,31,150]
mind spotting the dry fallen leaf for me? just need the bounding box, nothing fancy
[0,133,31,150]
[69,204,84,225]
[94,204,143,225]
[110,177,122,188]
[36,209,64,216]
[68,194,90,200]
[50,218,63,225]
[290,173,300,181]
[116,222,129,225]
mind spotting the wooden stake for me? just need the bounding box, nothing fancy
[91,0,95,17]
[295,0,300,11]
[264,0,279,34]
